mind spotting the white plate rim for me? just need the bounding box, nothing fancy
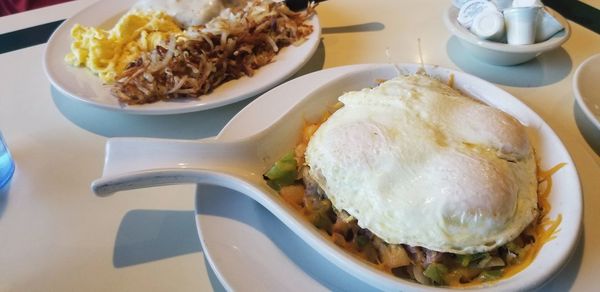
[195,63,582,291]
[43,0,321,115]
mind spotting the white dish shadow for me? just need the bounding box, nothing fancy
[43,0,321,115]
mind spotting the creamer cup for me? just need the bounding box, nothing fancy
[458,0,498,29]
[504,6,541,45]
[470,10,505,41]
[535,8,564,42]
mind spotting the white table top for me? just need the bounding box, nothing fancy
[0,0,599,291]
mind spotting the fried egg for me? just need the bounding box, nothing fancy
[305,74,538,254]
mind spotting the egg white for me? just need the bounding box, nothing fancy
[305,74,538,254]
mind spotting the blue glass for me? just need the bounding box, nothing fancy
[0,132,15,189]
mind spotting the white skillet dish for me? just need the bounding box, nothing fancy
[43,0,321,115]
[92,64,582,291]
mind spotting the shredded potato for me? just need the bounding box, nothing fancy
[112,0,316,104]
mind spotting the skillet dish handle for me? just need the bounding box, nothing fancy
[91,137,259,196]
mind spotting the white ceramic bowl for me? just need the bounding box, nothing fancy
[443,6,571,65]
[573,53,600,130]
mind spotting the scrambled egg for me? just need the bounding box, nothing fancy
[65,10,182,83]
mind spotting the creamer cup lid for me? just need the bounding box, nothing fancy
[458,0,499,29]
[471,10,505,40]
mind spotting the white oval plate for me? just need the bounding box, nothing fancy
[43,0,321,115]
[195,64,582,291]
[573,53,600,130]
